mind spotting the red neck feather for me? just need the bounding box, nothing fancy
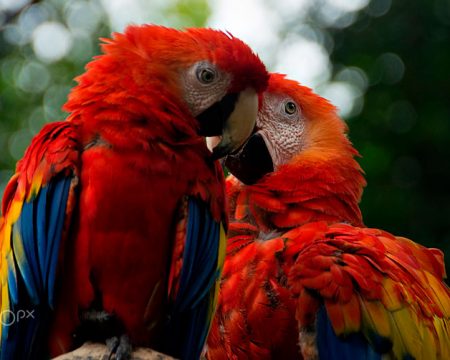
[227,141,366,232]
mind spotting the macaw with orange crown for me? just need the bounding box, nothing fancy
[0,25,269,359]
[207,73,450,359]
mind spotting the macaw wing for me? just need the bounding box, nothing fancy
[0,122,79,359]
[286,222,450,360]
[208,226,299,360]
[165,196,226,360]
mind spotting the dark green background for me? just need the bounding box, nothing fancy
[335,0,450,259]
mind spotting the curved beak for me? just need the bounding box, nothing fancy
[196,88,258,160]
[224,131,274,185]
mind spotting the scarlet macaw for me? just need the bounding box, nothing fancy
[0,25,269,359]
[207,74,450,359]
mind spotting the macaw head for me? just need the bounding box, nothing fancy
[64,25,269,159]
[225,73,365,185]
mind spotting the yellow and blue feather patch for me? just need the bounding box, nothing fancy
[0,176,72,359]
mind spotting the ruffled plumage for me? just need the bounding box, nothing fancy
[207,74,450,359]
[1,25,269,359]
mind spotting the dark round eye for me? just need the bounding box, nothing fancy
[197,68,216,84]
[284,101,297,115]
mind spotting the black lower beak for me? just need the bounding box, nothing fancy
[196,93,239,136]
[225,133,274,185]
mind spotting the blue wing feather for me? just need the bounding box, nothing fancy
[1,176,72,360]
[21,201,43,291]
[180,205,219,309]
[11,223,40,304]
[45,178,71,306]
[6,256,19,305]
[177,199,201,301]
[316,306,381,360]
[36,179,48,279]
[163,197,222,360]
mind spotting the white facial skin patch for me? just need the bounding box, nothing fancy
[182,61,231,117]
[182,61,258,156]
[257,92,306,168]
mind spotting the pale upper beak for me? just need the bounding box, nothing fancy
[207,88,258,160]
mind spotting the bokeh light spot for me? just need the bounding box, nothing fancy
[336,66,369,92]
[275,37,331,88]
[387,101,417,133]
[15,3,51,45]
[318,5,347,28]
[43,85,71,121]
[100,0,171,31]
[16,61,50,93]
[208,0,281,58]
[378,52,405,84]
[366,0,391,17]
[320,81,362,118]
[8,129,33,161]
[3,24,27,45]
[67,33,94,64]
[327,0,370,13]
[272,0,313,19]
[65,1,103,35]
[28,106,48,134]
[1,56,23,85]
[0,0,30,12]
[32,21,73,63]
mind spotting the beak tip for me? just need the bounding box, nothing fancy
[201,87,259,160]
[211,144,231,160]
[224,133,274,184]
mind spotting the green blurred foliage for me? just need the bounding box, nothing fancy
[0,0,111,191]
[331,0,450,270]
[166,0,211,27]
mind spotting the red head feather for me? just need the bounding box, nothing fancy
[227,74,366,230]
[64,25,268,124]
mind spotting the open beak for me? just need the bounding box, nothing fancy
[224,131,274,185]
[196,88,258,160]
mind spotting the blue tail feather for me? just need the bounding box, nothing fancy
[316,305,382,360]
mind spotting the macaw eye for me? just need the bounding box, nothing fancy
[284,101,297,115]
[197,68,216,84]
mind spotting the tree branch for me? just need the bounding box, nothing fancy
[53,342,175,360]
